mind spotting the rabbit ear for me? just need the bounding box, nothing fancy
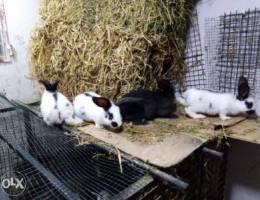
[157,79,175,93]
[92,97,112,111]
[39,80,59,92]
[157,79,171,90]
[52,80,60,90]
[237,76,250,100]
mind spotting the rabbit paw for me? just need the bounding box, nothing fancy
[95,124,103,128]
[185,107,206,119]
[219,113,231,120]
[220,115,231,120]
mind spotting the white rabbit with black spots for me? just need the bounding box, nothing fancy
[74,92,123,130]
[176,76,256,120]
[39,80,82,126]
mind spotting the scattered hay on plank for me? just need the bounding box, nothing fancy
[73,106,229,145]
[123,116,221,144]
[30,0,197,99]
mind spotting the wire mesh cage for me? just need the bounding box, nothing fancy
[205,8,260,96]
[132,139,228,200]
[0,99,153,199]
[185,8,260,101]
[183,9,206,90]
[204,17,221,90]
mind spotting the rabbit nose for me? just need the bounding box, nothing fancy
[246,110,255,115]
[111,122,118,128]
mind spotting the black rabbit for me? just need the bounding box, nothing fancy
[117,79,177,124]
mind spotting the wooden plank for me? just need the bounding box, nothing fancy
[79,125,204,168]
[222,118,260,144]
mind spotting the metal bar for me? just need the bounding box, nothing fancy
[0,107,16,113]
[112,175,154,200]
[11,100,41,117]
[202,147,224,161]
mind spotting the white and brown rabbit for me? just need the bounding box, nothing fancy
[117,79,177,124]
[74,92,123,130]
[176,76,256,120]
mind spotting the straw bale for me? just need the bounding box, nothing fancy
[30,0,197,99]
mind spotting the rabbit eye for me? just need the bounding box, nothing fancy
[105,114,108,118]
[66,103,70,107]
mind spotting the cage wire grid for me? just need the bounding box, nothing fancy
[204,8,260,97]
[204,17,220,90]
[182,9,206,90]
[184,8,260,101]
[0,100,151,200]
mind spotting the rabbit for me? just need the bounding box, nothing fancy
[39,80,82,126]
[73,91,123,129]
[117,79,177,124]
[176,76,256,120]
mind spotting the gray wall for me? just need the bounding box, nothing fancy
[0,0,40,103]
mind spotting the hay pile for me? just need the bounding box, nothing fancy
[30,0,197,99]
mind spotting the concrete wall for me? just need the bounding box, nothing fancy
[0,0,40,103]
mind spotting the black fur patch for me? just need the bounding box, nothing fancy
[132,119,148,125]
[209,103,213,109]
[84,93,92,97]
[108,112,113,120]
[245,101,253,109]
[58,111,61,121]
[53,92,58,101]
[246,110,255,115]
[39,80,59,92]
